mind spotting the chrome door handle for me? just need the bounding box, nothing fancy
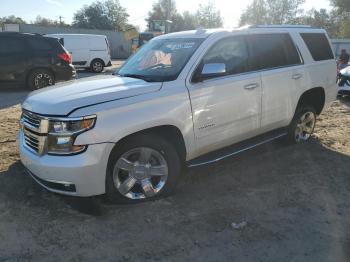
[292,73,302,80]
[244,83,259,89]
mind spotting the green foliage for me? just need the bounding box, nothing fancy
[146,0,223,32]
[294,9,337,36]
[195,2,223,28]
[331,0,350,13]
[331,0,350,37]
[33,16,69,27]
[73,0,129,31]
[0,15,26,26]
[239,0,305,25]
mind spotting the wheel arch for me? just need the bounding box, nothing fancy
[295,87,325,116]
[90,58,105,67]
[25,67,56,83]
[107,125,187,166]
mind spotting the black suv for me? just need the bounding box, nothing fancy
[0,32,75,90]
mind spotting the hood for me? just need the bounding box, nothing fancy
[22,75,162,115]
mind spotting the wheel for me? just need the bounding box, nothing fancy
[105,133,182,203]
[90,59,104,73]
[27,69,55,90]
[287,106,316,144]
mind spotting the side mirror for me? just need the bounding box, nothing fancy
[192,63,226,83]
[202,63,226,75]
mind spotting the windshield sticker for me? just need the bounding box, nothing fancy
[166,42,196,50]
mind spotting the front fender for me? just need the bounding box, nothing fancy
[72,89,196,160]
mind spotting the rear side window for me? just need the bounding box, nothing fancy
[27,37,54,51]
[247,33,302,71]
[300,33,334,61]
[0,37,25,54]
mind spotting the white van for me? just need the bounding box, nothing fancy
[46,34,112,73]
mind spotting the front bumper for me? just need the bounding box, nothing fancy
[20,131,114,197]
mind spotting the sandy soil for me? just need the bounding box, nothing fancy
[0,95,349,261]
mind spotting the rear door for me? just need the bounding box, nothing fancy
[247,33,304,131]
[64,36,89,67]
[0,37,27,86]
[89,36,110,64]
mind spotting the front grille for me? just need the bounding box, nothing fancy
[21,110,47,156]
[23,129,41,153]
[22,110,41,129]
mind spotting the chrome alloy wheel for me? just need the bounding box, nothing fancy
[113,147,169,200]
[34,73,53,89]
[294,111,316,142]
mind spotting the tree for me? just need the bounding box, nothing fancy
[331,0,350,37]
[294,9,337,36]
[0,15,26,26]
[239,0,304,25]
[146,0,223,32]
[195,2,223,28]
[147,0,177,22]
[73,0,129,31]
[331,0,350,13]
[239,0,267,25]
[146,0,178,31]
[33,15,69,27]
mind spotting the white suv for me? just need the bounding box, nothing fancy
[20,26,337,203]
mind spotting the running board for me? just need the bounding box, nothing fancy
[187,129,288,168]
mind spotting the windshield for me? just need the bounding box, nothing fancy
[118,38,204,82]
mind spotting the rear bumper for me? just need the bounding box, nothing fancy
[106,61,112,67]
[54,64,76,81]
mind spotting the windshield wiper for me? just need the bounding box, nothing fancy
[118,74,154,82]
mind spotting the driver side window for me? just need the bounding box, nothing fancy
[193,35,249,82]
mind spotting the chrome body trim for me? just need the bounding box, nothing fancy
[188,132,288,168]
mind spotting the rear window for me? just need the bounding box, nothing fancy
[247,33,302,71]
[0,37,25,54]
[300,33,334,61]
[27,37,54,51]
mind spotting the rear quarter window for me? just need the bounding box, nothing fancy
[300,33,334,61]
[27,37,54,51]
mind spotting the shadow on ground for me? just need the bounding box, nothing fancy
[0,139,349,261]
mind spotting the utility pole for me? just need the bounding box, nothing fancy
[58,16,63,24]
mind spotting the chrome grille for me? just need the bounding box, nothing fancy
[21,110,47,156]
[22,110,41,130]
[23,129,40,153]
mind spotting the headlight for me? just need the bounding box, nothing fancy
[47,115,96,155]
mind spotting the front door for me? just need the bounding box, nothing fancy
[186,35,262,154]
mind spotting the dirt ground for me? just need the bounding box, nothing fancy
[0,91,349,261]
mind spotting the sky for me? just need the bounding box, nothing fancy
[0,0,332,31]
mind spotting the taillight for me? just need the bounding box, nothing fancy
[58,52,72,64]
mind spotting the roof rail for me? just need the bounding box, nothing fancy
[250,25,313,28]
[0,32,42,36]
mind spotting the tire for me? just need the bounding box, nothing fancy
[286,106,317,144]
[90,59,104,73]
[27,69,55,90]
[105,133,182,204]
